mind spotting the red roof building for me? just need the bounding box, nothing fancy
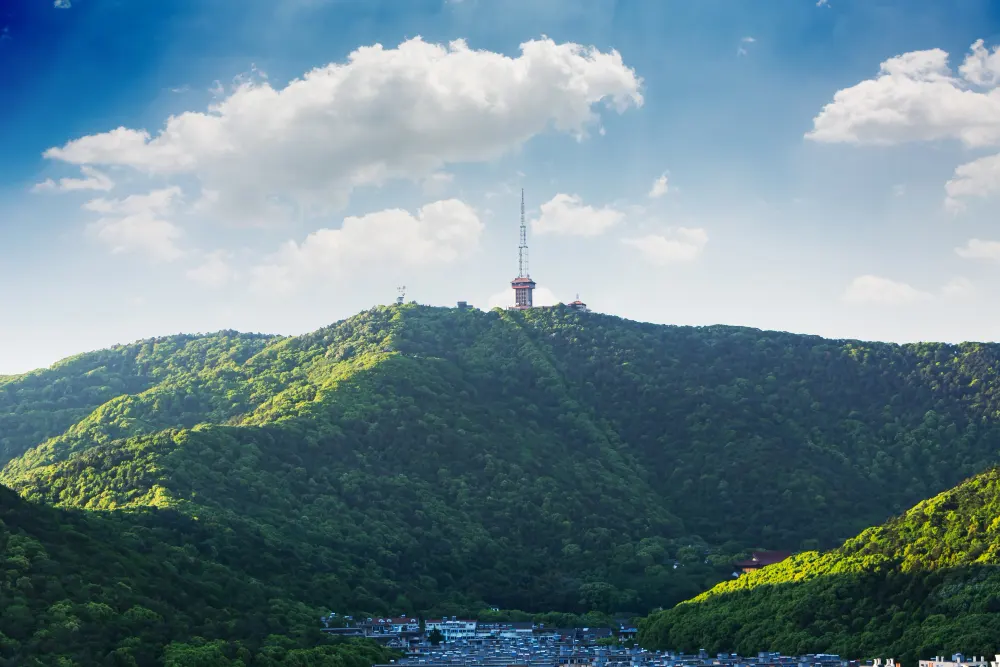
[734,550,793,573]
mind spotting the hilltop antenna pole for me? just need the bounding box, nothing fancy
[396,286,406,305]
[509,189,536,309]
[518,188,528,278]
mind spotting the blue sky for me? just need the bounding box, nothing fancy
[2,0,1000,374]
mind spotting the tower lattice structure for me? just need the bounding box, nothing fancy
[510,188,536,309]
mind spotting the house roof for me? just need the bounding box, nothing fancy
[735,550,793,568]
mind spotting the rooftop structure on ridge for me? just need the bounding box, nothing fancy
[510,188,536,310]
[567,295,589,313]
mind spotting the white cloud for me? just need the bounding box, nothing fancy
[42,37,642,226]
[186,250,236,288]
[648,173,669,198]
[738,36,755,56]
[842,275,931,305]
[960,39,1000,87]
[487,286,559,310]
[254,198,483,293]
[54,0,71,7]
[945,152,1000,207]
[32,166,114,193]
[816,0,830,7]
[808,39,1000,208]
[955,238,1000,261]
[532,193,625,237]
[422,171,455,196]
[621,227,708,265]
[807,41,1000,147]
[83,187,185,261]
[940,276,975,299]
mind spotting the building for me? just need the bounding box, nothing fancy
[567,296,590,313]
[503,622,535,639]
[509,189,536,310]
[734,550,793,574]
[425,617,478,642]
[919,656,1000,667]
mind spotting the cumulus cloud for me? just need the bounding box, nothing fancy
[945,153,1000,208]
[842,275,972,304]
[940,276,975,299]
[621,228,708,265]
[648,173,669,198]
[422,171,455,196]
[83,187,185,261]
[532,193,625,237]
[955,238,1000,261]
[960,39,1000,87]
[806,42,1000,147]
[32,166,114,193]
[253,198,483,293]
[842,275,931,305]
[807,39,1000,208]
[41,37,643,226]
[186,250,236,288]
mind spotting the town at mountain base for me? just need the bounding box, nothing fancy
[638,467,1000,664]
[5,304,1000,662]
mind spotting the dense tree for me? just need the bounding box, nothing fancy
[5,304,1000,661]
[0,483,398,666]
[638,467,1000,663]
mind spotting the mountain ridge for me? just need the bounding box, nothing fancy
[6,304,1000,661]
[637,466,1000,661]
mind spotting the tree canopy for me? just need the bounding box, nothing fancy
[5,304,1000,662]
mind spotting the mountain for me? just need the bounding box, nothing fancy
[0,483,396,666]
[637,467,1000,663]
[0,331,278,467]
[4,304,1000,620]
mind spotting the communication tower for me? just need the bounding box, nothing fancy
[510,189,536,309]
[396,286,406,306]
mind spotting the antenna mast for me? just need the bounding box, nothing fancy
[396,286,406,305]
[509,189,536,310]
[518,188,529,278]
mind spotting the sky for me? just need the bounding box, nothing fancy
[2,0,1000,374]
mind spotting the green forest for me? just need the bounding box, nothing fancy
[638,467,1000,663]
[4,304,1000,663]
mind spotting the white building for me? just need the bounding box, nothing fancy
[918,655,1000,667]
[425,618,478,642]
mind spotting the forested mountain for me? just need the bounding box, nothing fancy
[4,304,1000,660]
[0,483,396,666]
[0,331,278,466]
[638,467,1000,662]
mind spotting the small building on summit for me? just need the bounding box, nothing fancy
[567,295,590,313]
[734,550,792,574]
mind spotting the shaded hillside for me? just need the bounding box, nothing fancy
[0,331,278,467]
[3,340,723,614]
[0,483,397,666]
[5,305,1000,616]
[638,468,1000,662]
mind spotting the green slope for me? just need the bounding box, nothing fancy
[638,468,1000,662]
[0,483,397,666]
[0,331,278,467]
[5,304,1000,619]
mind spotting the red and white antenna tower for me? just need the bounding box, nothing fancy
[510,188,536,309]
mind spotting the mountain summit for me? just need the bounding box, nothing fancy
[4,304,1000,658]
